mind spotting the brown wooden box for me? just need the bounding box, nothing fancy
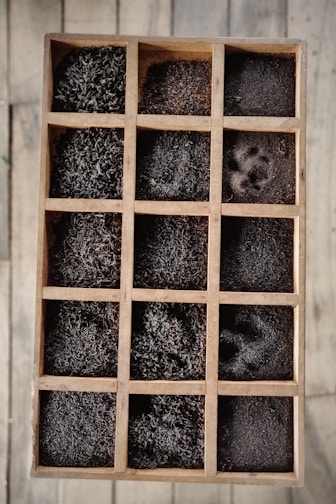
[32,34,306,485]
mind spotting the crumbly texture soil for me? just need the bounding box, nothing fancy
[44,301,119,377]
[39,391,116,467]
[131,302,206,380]
[128,395,204,469]
[51,128,124,199]
[134,215,208,290]
[219,305,293,380]
[139,60,211,115]
[53,45,126,113]
[48,212,122,288]
[136,130,210,201]
[224,52,295,117]
[220,217,293,292]
[217,396,293,472]
[223,131,295,204]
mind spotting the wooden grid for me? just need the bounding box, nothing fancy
[32,34,306,486]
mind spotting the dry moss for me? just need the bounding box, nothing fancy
[39,391,116,467]
[131,302,206,380]
[53,45,126,113]
[223,131,295,204]
[51,128,124,199]
[49,212,122,288]
[136,130,210,201]
[217,396,293,472]
[224,53,295,116]
[44,301,119,377]
[128,395,204,469]
[134,215,208,290]
[139,60,211,115]
[220,217,293,292]
[219,305,293,380]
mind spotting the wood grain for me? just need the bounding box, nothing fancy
[115,481,173,504]
[10,0,62,103]
[11,104,59,503]
[64,0,117,33]
[229,0,286,37]
[119,0,171,35]
[0,0,9,260]
[292,395,336,504]
[288,0,336,397]
[173,0,229,37]
[0,262,9,504]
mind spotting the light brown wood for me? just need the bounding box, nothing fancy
[128,381,206,395]
[47,112,125,128]
[114,40,138,473]
[222,203,299,218]
[132,288,207,303]
[116,481,173,504]
[229,0,286,38]
[174,0,229,37]
[119,0,171,36]
[218,381,298,397]
[45,198,123,213]
[42,286,120,302]
[33,33,305,486]
[134,201,209,216]
[137,114,211,131]
[223,116,299,132]
[39,376,118,393]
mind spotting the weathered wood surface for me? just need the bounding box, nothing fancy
[64,0,117,33]
[0,0,9,502]
[10,0,62,103]
[10,103,60,503]
[4,0,336,503]
[289,0,336,398]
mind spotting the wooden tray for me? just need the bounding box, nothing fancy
[32,34,306,485]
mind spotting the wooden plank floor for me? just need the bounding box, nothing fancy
[1,0,335,503]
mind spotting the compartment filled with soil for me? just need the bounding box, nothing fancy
[44,301,119,377]
[48,212,122,288]
[222,131,295,204]
[224,52,296,116]
[134,215,208,290]
[219,305,293,380]
[50,128,124,199]
[53,45,126,113]
[131,302,206,380]
[39,391,116,467]
[136,130,210,201]
[220,217,293,292]
[128,395,204,469]
[217,396,293,472]
[139,59,211,115]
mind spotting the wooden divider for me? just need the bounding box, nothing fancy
[32,34,306,486]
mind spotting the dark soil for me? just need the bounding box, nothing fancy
[219,305,293,380]
[136,130,210,201]
[133,215,208,290]
[48,212,122,288]
[53,45,126,113]
[223,131,295,204]
[131,302,206,380]
[51,128,124,199]
[217,396,293,472]
[39,391,116,467]
[139,60,211,115]
[44,301,119,377]
[128,395,204,469]
[224,52,296,116]
[220,217,293,292]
